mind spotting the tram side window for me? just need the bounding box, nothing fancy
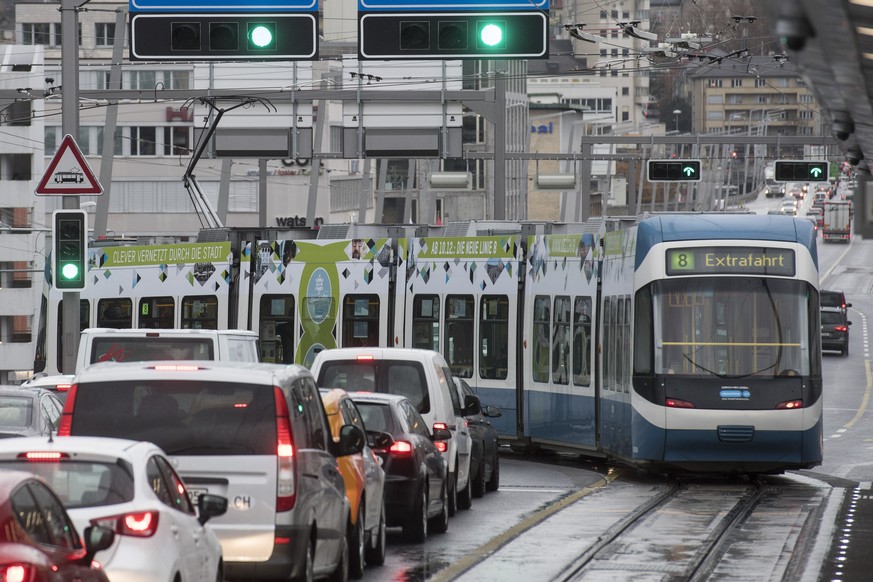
[181,297,218,329]
[552,296,571,385]
[342,295,380,348]
[97,298,132,328]
[633,289,653,375]
[445,295,474,378]
[620,296,631,392]
[532,296,550,383]
[259,295,295,364]
[412,295,440,351]
[480,295,508,380]
[138,297,175,329]
[603,297,613,391]
[56,300,90,373]
[572,297,592,386]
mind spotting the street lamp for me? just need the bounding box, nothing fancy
[672,109,681,133]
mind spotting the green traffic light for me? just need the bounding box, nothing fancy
[479,23,503,47]
[248,23,275,50]
[61,262,80,280]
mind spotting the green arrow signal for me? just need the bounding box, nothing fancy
[683,166,696,177]
[809,166,823,178]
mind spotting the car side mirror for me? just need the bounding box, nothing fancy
[848,321,853,326]
[462,394,481,416]
[846,303,853,308]
[483,404,503,418]
[337,424,365,456]
[367,430,394,450]
[431,424,452,442]
[80,525,115,564]
[197,493,228,526]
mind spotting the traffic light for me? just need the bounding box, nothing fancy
[647,159,702,182]
[359,11,548,59]
[52,210,87,291]
[774,160,829,182]
[130,13,318,60]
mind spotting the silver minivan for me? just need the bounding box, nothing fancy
[60,361,364,580]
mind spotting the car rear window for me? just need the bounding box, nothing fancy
[0,397,32,428]
[0,460,134,508]
[820,292,844,309]
[318,360,430,414]
[90,338,215,364]
[821,311,845,325]
[354,402,398,435]
[70,380,276,456]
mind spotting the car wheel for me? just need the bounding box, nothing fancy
[327,526,349,582]
[364,500,386,567]
[215,561,225,582]
[471,460,486,499]
[447,469,457,517]
[292,536,315,582]
[403,484,428,543]
[429,479,449,534]
[457,472,472,510]
[843,343,849,357]
[349,505,365,579]
[486,454,500,492]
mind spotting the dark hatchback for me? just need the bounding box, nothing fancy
[821,307,851,356]
[350,392,449,543]
[452,377,501,497]
[821,289,851,314]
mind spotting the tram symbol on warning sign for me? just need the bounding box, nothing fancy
[35,134,103,196]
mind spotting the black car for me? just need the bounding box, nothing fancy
[0,386,63,438]
[453,377,501,497]
[350,392,450,543]
[821,289,851,314]
[821,307,851,356]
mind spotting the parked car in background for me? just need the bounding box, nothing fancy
[0,386,63,438]
[349,392,450,543]
[821,307,852,356]
[311,348,475,517]
[452,377,501,497]
[21,373,75,404]
[320,388,387,576]
[0,470,115,581]
[59,361,364,581]
[0,436,227,582]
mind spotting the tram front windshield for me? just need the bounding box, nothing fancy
[649,277,815,378]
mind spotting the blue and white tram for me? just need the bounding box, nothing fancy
[602,214,823,472]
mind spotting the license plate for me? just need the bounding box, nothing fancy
[187,486,208,504]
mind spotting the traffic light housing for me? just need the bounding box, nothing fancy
[774,160,829,182]
[647,159,702,182]
[130,13,318,61]
[359,11,548,59]
[52,210,87,291]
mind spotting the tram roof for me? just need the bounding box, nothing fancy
[635,214,818,270]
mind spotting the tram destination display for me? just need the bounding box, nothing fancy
[666,247,795,277]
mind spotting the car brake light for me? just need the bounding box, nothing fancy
[55,384,71,392]
[57,384,77,436]
[665,398,695,409]
[91,510,159,537]
[355,354,375,361]
[777,400,804,409]
[18,452,69,462]
[151,364,201,372]
[389,441,413,455]
[433,422,447,431]
[835,325,848,332]
[274,387,297,512]
[435,441,448,453]
[1,565,30,582]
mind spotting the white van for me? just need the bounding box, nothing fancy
[75,328,259,373]
[60,361,363,580]
[310,347,476,515]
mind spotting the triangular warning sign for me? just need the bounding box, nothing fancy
[35,134,103,196]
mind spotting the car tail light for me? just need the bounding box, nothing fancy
[388,441,413,456]
[355,355,375,361]
[91,510,159,537]
[433,422,447,431]
[57,384,78,436]
[274,387,297,512]
[55,383,72,393]
[151,364,202,372]
[776,400,804,409]
[1,565,32,582]
[435,441,448,453]
[835,325,848,332]
[665,398,695,409]
[18,452,69,462]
